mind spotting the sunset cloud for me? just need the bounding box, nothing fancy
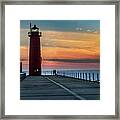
[20,20,100,70]
[20,30,100,59]
[44,58,100,63]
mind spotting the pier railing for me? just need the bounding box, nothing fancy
[42,71,100,82]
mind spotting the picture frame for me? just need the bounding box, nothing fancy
[0,0,119,119]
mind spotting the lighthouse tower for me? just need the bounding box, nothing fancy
[28,23,42,76]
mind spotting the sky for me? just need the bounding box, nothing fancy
[20,20,100,71]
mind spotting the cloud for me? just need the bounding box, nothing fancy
[42,38,99,50]
[21,29,100,62]
[44,58,100,63]
[20,46,29,61]
[75,27,100,33]
[86,29,91,32]
[41,30,100,53]
[42,46,99,60]
[20,29,29,46]
[20,58,28,61]
[76,27,83,31]
[21,29,100,58]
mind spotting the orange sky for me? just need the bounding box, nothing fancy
[20,30,100,70]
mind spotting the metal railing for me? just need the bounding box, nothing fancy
[42,70,100,82]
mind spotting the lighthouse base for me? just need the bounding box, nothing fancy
[29,70,41,76]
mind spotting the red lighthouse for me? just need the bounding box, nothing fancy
[28,23,42,76]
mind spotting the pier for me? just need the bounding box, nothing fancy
[20,75,100,100]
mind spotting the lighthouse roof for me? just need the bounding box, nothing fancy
[32,25,39,30]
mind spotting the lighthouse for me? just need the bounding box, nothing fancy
[28,23,42,76]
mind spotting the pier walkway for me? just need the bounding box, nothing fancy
[20,75,100,100]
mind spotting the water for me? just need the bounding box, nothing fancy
[22,69,100,81]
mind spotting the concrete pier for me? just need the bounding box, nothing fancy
[20,75,100,100]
